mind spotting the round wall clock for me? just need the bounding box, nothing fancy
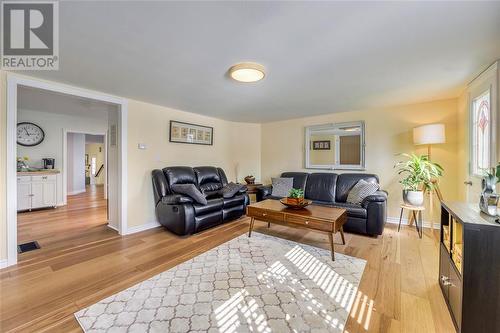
[17,122,45,146]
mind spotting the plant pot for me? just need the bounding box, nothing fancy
[286,197,304,205]
[403,190,424,206]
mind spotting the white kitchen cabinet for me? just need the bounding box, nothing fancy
[17,174,58,211]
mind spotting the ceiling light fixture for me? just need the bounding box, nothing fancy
[229,62,265,83]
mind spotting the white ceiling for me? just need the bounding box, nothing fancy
[17,1,500,123]
[18,86,116,118]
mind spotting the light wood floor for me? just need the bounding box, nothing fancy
[17,185,110,264]
[2,197,455,332]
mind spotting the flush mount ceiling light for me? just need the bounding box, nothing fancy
[229,62,265,83]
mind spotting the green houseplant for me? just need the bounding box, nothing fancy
[394,153,444,206]
[287,188,305,205]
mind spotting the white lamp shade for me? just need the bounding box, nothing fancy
[413,124,445,145]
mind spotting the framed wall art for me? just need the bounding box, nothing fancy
[312,140,331,150]
[169,120,213,145]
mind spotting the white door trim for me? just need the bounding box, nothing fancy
[6,74,128,268]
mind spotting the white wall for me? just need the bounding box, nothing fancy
[67,133,86,195]
[17,108,109,205]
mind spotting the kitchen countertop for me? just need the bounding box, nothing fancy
[17,169,60,176]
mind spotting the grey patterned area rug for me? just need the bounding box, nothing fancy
[75,233,366,332]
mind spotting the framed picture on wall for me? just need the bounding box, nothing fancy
[169,120,214,145]
[312,140,331,150]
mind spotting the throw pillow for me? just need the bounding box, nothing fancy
[271,177,293,197]
[346,179,379,204]
[222,182,246,198]
[171,184,208,205]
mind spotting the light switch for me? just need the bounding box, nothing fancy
[138,143,147,150]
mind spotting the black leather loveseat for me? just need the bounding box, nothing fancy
[152,166,249,235]
[257,172,387,236]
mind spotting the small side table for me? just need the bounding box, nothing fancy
[245,183,263,203]
[245,183,263,194]
[398,204,424,238]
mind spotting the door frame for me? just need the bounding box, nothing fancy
[63,130,108,201]
[6,74,128,267]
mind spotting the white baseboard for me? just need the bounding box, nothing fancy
[386,216,440,230]
[107,223,119,232]
[0,259,9,269]
[125,221,161,235]
[67,189,86,196]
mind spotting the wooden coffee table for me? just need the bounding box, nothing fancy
[247,199,347,260]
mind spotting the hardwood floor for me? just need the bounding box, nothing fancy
[17,185,109,264]
[0,214,455,332]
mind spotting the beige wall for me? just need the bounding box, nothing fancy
[126,99,261,228]
[261,99,460,223]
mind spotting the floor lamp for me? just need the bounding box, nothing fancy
[412,123,446,228]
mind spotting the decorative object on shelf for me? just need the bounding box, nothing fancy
[312,140,331,150]
[17,122,45,146]
[16,156,29,171]
[244,175,256,184]
[394,153,444,207]
[169,120,213,145]
[479,163,500,216]
[280,188,311,209]
[280,198,312,209]
[42,158,55,169]
[413,123,446,201]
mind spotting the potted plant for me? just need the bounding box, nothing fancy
[287,188,304,205]
[394,153,443,206]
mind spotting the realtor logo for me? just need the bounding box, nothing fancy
[1,1,59,70]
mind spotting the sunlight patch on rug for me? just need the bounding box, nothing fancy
[75,233,366,332]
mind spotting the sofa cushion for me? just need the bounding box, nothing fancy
[336,173,379,203]
[223,194,246,208]
[305,173,338,203]
[171,184,207,205]
[194,166,223,193]
[271,177,293,197]
[331,202,367,219]
[193,197,224,215]
[281,172,309,191]
[163,166,197,187]
[347,179,380,204]
[222,182,246,198]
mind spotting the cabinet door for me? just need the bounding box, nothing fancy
[17,182,31,211]
[42,181,56,207]
[449,265,463,330]
[31,182,44,209]
[439,244,450,299]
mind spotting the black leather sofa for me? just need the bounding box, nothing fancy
[152,166,249,235]
[256,172,387,236]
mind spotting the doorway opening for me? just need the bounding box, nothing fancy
[6,75,128,267]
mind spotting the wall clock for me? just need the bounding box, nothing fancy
[17,122,45,146]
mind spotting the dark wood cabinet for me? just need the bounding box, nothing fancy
[440,202,500,332]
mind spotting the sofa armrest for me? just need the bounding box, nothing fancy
[256,185,272,202]
[362,190,387,236]
[361,190,387,208]
[161,194,193,204]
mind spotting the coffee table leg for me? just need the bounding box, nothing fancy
[328,233,335,261]
[267,222,270,228]
[339,227,346,245]
[248,217,255,237]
